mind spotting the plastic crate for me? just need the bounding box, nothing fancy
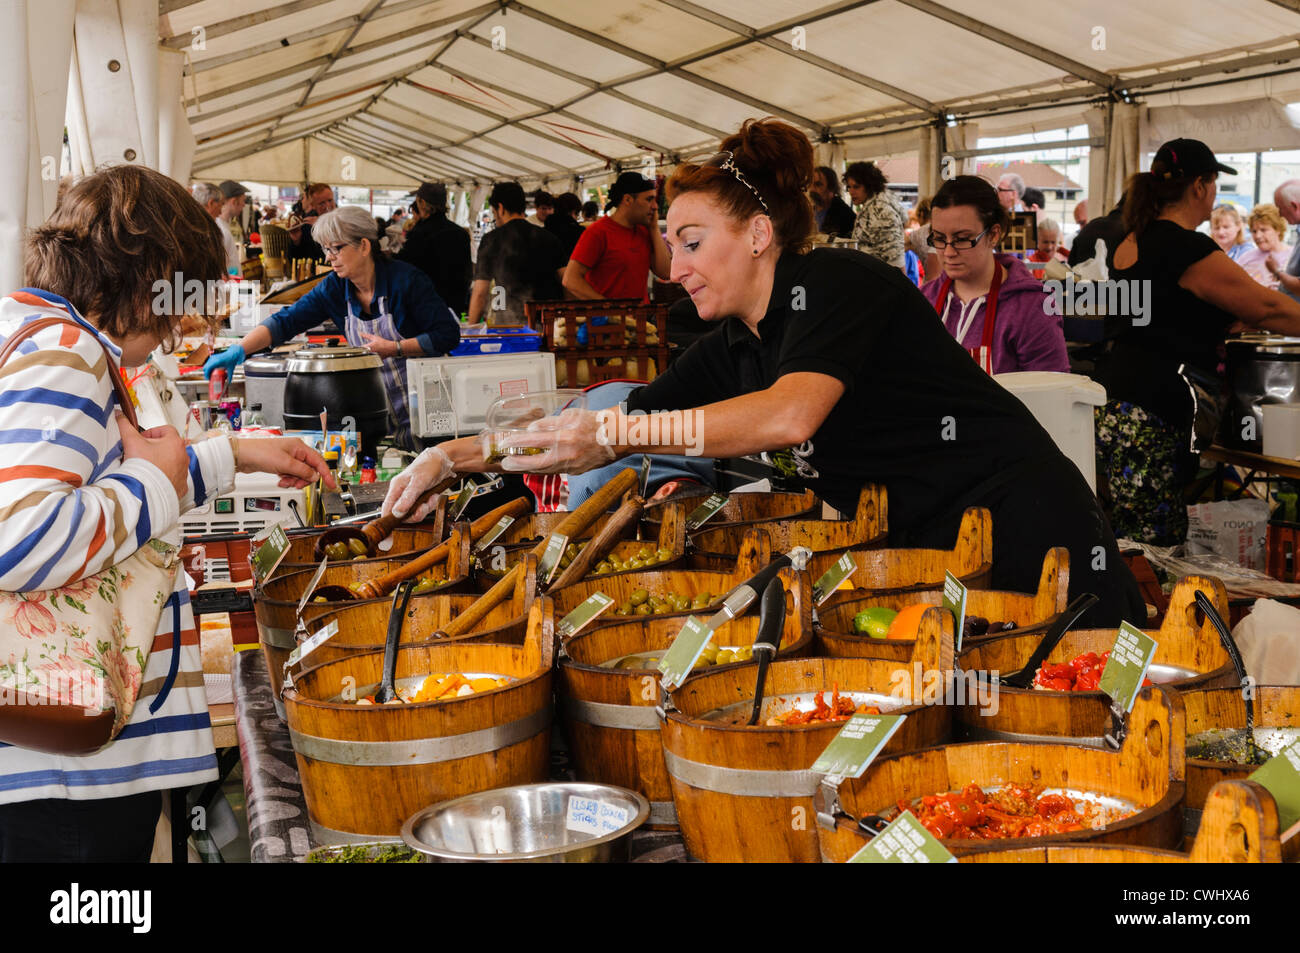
[1266,519,1300,583]
[449,326,542,356]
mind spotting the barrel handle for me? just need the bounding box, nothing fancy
[1032,546,1071,619]
[1187,779,1283,863]
[1164,574,1229,640]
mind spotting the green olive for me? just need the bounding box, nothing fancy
[698,642,718,664]
[634,604,653,616]
[326,542,350,561]
[595,561,613,574]
[347,537,369,557]
[656,548,673,562]
[716,649,736,666]
[313,596,327,603]
[352,554,368,561]
[637,547,653,560]
[629,589,649,607]
[735,645,754,662]
[412,577,437,594]
[628,558,645,570]
[617,602,633,615]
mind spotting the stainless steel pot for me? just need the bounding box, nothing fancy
[1221,335,1300,451]
[243,352,287,429]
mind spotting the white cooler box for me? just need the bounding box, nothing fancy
[994,371,1106,491]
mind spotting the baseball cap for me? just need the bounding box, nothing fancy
[1150,139,1237,180]
[606,171,656,211]
[219,179,250,199]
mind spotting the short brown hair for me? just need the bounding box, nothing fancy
[667,118,816,254]
[25,165,226,349]
[1248,202,1287,236]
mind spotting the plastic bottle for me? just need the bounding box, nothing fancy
[245,402,267,428]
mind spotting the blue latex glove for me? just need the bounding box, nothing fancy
[203,342,245,379]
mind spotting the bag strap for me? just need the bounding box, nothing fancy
[0,316,138,428]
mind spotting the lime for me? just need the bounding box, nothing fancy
[852,606,897,639]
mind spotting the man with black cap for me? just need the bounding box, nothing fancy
[397,182,472,315]
[564,171,669,301]
[217,180,249,274]
[469,181,567,326]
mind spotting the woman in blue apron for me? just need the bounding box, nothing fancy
[204,206,461,450]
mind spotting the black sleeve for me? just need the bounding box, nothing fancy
[775,255,894,391]
[624,329,738,413]
[1155,227,1220,286]
[473,231,497,281]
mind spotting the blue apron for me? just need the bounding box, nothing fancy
[343,294,414,450]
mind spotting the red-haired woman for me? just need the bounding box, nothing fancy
[390,121,1143,627]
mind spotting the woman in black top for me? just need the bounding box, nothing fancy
[391,120,1144,626]
[1092,139,1300,545]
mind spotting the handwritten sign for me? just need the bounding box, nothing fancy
[565,795,631,837]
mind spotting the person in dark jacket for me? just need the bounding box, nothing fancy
[396,182,472,316]
[1068,196,1127,270]
[545,192,586,256]
[809,166,856,238]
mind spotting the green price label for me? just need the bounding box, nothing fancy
[813,552,856,605]
[848,810,957,864]
[287,620,338,668]
[685,493,729,531]
[538,532,569,585]
[1098,621,1157,714]
[811,713,905,779]
[557,592,615,640]
[474,515,515,553]
[296,555,330,616]
[657,616,715,690]
[638,455,652,497]
[448,482,476,522]
[942,571,968,653]
[1250,739,1300,834]
[251,523,290,583]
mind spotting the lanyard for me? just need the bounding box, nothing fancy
[933,262,1003,373]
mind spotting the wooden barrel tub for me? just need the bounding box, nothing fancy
[816,686,1186,861]
[279,524,444,572]
[660,608,955,862]
[558,565,813,829]
[816,547,1069,662]
[282,598,555,839]
[642,488,821,544]
[954,576,1235,745]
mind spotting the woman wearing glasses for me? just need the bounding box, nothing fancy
[921,176,1069,373]
[203,206,461,450]
[384,120,1143,627]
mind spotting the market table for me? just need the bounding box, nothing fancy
[1202,444,1300,499]
[230,649,689,862]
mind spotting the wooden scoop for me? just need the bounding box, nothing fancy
[548,491,644,589]
[312,479,453,559]
[440,468,639,638]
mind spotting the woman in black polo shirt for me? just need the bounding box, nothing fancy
[391,120,1143,626]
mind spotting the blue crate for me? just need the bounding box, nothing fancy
[449,327,543,356]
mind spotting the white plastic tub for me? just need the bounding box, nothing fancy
[994,371,1107,491]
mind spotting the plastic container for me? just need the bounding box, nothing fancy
[994,371,1106,490]
[480,390,587,463]
[449,327,543,357]
[1261,404,1300,459]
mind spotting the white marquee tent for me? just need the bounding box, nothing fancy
[8,0,1300,289]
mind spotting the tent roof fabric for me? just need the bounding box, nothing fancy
[176,0,1300,187]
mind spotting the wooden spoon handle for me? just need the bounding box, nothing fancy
[360,479,452,548]
[529,468,638,561]
[550,493,643,589]
[442,564,521,638]
[353,496,532,599]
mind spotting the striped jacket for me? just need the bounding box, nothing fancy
[0,290,232,803]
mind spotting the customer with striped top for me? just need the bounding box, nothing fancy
[0,165,335,862]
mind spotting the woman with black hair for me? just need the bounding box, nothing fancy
[845,160,906,268]
[1093,139,1300,544]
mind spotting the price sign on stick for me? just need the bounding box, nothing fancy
[448,482,476,522]
[942,572,969,652]
[1098,622,1157,714]
[538,533,570,585]
[251,523,290,583]
[286,620,339,668]
[657,616,715,691]
[813,552,856,605]
[685,493,728,531]
[557,593,615,640]
[473,515,515,554]
[296,555,330,616]
[848,811,957,864]
[812,714,906,779]
[1250,739,1300,835]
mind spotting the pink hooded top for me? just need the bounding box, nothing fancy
[921,252,1069,374]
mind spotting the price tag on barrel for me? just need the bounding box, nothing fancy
[638,454,652,497]
[250,523,291,584]
[448,481,477,522]
[657,616,715,691]
[286,620,339,668]
[942,572,968,652]
[811,713,906,779]
[538,532,570,585]
[1249,739,1300,834]
[685,493,728,531]
[848,811,956,864]
[557,593,615,640]
[295,555,330,617]
[813,552,856,606]
[473,515,515,554]
[1098,622,1158,714]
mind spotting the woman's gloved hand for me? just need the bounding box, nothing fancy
[498,408,618,475]
[203,343,245,380]
[381,445,455,522]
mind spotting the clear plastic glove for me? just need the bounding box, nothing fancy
[381,445,454,522]
[498,408,617,475]
[203,343,244,380]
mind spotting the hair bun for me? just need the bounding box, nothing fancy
[726,118,814,196]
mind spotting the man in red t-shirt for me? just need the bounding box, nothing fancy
[564,172,670,301]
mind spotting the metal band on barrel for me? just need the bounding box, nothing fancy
[262,626,297,649]
[648,800,677,825]
[288,707,550,766]
[662,749,822,798]
[961,724,1108,748]
[563,696,661,730]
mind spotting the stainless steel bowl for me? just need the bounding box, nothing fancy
[401,782,650,862]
